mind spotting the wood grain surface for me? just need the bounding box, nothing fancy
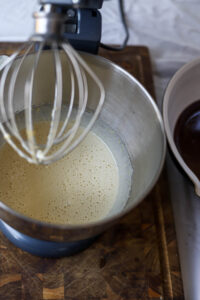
[0,44,184,300]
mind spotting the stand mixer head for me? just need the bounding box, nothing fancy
[0,0,105,164]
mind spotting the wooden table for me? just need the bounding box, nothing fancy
[0,44,184,300]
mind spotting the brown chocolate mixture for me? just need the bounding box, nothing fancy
[174,100,200,180]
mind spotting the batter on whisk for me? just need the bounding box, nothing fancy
[0,121,119,225]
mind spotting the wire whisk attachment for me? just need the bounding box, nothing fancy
[0,5,105,164]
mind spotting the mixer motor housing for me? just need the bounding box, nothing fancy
[39,0,104,53]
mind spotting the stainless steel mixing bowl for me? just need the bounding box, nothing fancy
[0,52,166,256]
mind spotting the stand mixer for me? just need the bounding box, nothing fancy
[0,0,166,257]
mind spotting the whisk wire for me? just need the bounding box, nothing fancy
[0,45,37,163]
[55,52,75,143]
[55,42,86,145]
[25,42,44,162]
[8,43,34,155]
[0,60,34,163]
[41,42,63,158]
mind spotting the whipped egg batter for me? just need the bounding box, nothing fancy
[0,122,119,225]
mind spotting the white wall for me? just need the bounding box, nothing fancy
[0,0,38,41]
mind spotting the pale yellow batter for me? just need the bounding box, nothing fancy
[0,122,119,225]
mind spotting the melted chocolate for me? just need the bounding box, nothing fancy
[174,100,200,180]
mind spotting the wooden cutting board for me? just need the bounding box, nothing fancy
[0,44,184,300]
